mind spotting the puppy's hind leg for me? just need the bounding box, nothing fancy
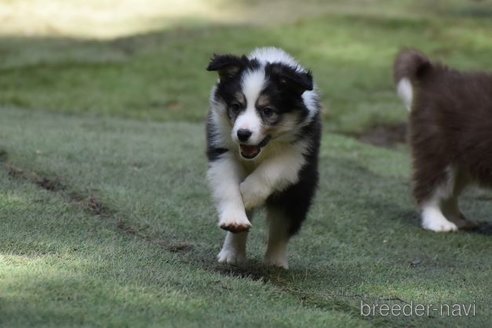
[441,168,476,229]
[421,200,458,232]
[417,166,458,232]
[264,202,310,269]
[264,163,317,268]
[264,207,290,269]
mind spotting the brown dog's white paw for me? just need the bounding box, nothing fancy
[422,217,458,232]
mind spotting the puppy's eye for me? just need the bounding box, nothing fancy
[262,107,276,118]
[230,103,242,114]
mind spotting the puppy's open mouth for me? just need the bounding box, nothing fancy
[239,135,271,159]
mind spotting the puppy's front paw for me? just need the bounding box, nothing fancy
[219,214,251,233]
[240,179,269,210]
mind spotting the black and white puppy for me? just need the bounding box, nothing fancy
[206,48,321,268]
[395,49,492,232]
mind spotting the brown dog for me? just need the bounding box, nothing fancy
[394,49,492,232]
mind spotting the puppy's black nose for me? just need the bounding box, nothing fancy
[237,129,252,142]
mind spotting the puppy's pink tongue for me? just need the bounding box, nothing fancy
[240,145,260,158]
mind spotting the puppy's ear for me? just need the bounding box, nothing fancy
[267,63,313,95]
[207,54,249,80]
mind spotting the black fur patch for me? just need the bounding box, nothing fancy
[265,63,313,94]
[266,112,322,236]
[206,112,229,162]
[207,54,249,80]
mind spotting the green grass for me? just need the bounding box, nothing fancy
[1,108,491,327]
[1,1,492,132]
[1,0,492,326]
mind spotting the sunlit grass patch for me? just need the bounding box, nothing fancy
[1,9,492,133]
[0,0,231,39]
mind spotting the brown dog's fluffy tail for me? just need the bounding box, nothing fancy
[393,49,432,83]
[393,49,432,111]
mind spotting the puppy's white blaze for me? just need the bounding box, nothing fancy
[397,78,413,111]
[235,69,266,144]
[241,69,266,105]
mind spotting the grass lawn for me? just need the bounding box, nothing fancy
[1,0,492,327]
[2,0,492,132]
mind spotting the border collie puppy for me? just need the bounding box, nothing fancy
[394,49,492,232]
[206,47,321,268]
